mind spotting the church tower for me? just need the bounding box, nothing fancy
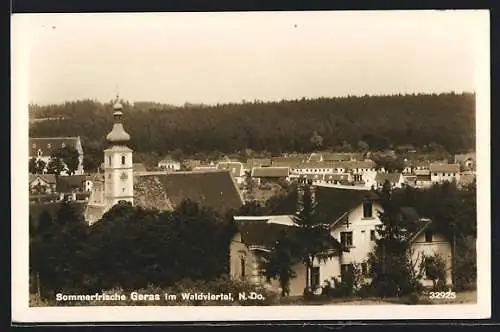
[104,96,134,207]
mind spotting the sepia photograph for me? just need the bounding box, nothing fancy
[11,10,490,322]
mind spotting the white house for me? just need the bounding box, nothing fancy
[158,158,181,172]
[429,163,460,184]
[230,190,453,295]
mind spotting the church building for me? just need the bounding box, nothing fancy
[85,97,134,224]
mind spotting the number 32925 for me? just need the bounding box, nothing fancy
[429,291,456,299]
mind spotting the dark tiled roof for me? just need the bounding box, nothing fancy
[251,167,290,178]
[29,137,81,158]
[321,153,356,162]
[56,175,86,192]
[134,171,243,214]
[316,186,379,223]
[238,220,345,254]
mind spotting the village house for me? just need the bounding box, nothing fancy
[157,157,181,172]
[251,167,290,185]
[216,161,246,184]
[29,137,85,175]
[230,187,453,295]
[29,174,57,194]
[454,152,476,171]
[429,163,460,184]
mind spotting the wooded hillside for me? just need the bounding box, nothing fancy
[29,92,475,157]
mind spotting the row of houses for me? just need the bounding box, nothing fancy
[185,160,472,191]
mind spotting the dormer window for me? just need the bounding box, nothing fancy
[37,149,42,157]
[32,143,36,148]
[47,143,51,148]
[61,143,66,148]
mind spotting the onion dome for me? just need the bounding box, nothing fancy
[106,96,130,144]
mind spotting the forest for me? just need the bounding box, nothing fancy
[29,92,475,162]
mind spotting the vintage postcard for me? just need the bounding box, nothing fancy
[12,10,490,323]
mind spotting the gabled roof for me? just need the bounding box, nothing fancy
[375,172,403,184]
[308,153,323,162]
[236,217,346,254]
[29,137,81,158]
[429,163,460,173]
[414,169,431,175]
[56,175,86,192]
[315,186,379,225]
[30,174,57,185]
[251,167,290,178]
[321,153,357,162]
[134,170,244,214]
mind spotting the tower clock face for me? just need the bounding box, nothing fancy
[120,172,128,180]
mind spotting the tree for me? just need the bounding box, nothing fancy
[83,154,100,173]
[368,181,418,297]
[292,185,344,293]
[357,140,369,152]
[53,146,80,175]
[261,230,297,296]
[371,154,405,172]
[46,157,65,175]
[309,130,323,149]
[243,171,257,201]
[236,200,266,216]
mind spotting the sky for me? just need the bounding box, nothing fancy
[13,10,489,106]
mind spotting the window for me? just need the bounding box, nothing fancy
[32,143,36,148]
[310,267,320,289]
[425,230,433,242]
[47,143,51,148]
[240,258,246,278]
[363,201,373,218]
[434,173,437,176]
[108,156,112,166]
[340,231,353,247]
[122,156,126,165]
[61,143,65,148]
[370,230,376,241]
